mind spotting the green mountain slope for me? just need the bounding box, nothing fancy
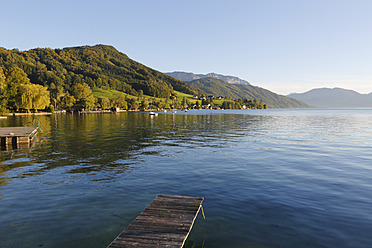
[186,77,309,108]
[0,45,202,98]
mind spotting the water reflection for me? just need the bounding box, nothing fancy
[2,110,370,182]
[1,110,372,248]
[0,112,268,183]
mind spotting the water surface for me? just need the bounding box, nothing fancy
[1,109,372,247]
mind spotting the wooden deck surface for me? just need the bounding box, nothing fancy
[0,126,38,137]
[107,194,204,248]
[0,126,39,150]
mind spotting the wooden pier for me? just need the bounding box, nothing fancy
[107,194,204,248]
[0,126,39,150]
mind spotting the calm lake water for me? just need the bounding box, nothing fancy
[1,109,372,248]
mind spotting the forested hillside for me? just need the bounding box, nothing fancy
[0,45,204,112]
[185,77,309,108]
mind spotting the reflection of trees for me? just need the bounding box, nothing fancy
[0,112,265,180]
[0,115,52,188]
[0,165,10,194]
[33,112,168,177]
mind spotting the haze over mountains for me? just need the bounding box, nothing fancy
[288,88,372,108]
[166,72,308,108]
[166,72,372,108]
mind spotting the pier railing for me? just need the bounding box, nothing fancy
[24,118,48,142]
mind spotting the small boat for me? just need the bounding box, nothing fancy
[0,116,7,119]
[149,111,158,116]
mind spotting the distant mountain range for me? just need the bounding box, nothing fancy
[288,88,372,108]
[166,71,251,85]
[166,72,309,108]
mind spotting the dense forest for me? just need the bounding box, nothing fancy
[0,45,205,112]
[0,44,307,113]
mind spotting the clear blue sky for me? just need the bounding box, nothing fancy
[2,0,372,95]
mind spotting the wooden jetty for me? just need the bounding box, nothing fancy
[0,126,39,150]
[107,194,205,248]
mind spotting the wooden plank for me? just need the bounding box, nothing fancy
[0,126,39,150]
[107,194,204,248]
[0,126,37,136]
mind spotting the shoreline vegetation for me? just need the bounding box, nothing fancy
[0,108,253,117]
[0,44,307,116]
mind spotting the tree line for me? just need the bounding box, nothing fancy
[0,67,50,112]
[0,45,266,113]
[0,45,205,112]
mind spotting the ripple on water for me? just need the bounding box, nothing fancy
[1,110,372,248]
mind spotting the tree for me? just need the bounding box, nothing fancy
[222,101,229,109]
[195,100,200,109]
[163,103,170,109]
[17,84,34,112]
[141,99,149,110]
[256,100,264,109]
[72,83,96,110]
[33,84,50,111]
[112,94,127,109]
[60,92,76,110]
[17,84,50,112]
[0,67,6,110]
[49,82,64,109]
[98,97,110,110]
[186,98,191,109]
[120,100,128,110]
[132,103,138,110]
[4,67,31,110]
[0,68,5,88]
[181,97,190,109]
[126,98,136,109]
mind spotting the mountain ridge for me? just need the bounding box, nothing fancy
[166,71,251,85]
[166,73,309,108]
[288,87,372,108]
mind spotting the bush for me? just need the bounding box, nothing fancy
[0,107,10,114]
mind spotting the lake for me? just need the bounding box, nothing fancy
[1,109,372,248]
